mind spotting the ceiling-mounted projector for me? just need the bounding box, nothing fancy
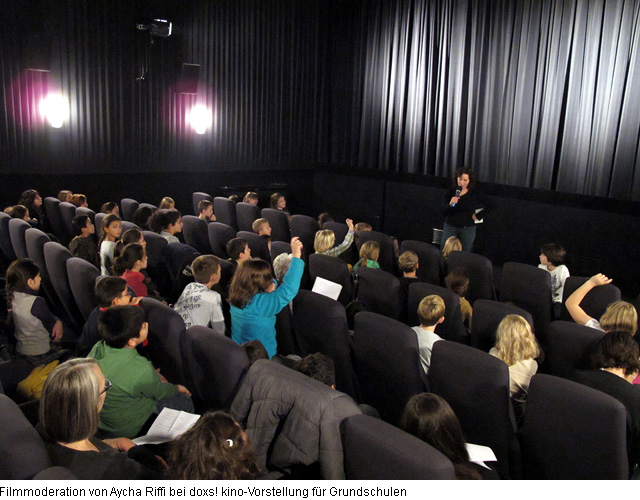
[136,19,172,38]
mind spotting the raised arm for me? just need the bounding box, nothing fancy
[565,273,612,325]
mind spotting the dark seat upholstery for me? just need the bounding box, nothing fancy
[182,325,250,412]
[213,197,237,230]
[356,230,397,274]
[120,198,139,222]
[140,298,187,386]
[261,208,290,242]
[270,241,291,262]
[275,306,297,357]
[446,251,496,303]
[43,241,84,331]
[322,221,355,264]
[399,240,441,285]
[292,290,360,401]
[341,414,456,479]
[142,231,169,296]
[237,231,271,262]
[544,321,605,379]
[138,202,157,212]
[560,276,622,322]
[353,312,428,426]
[236,202,261,232]
[25,228,64,314]
[429,341,518,478]
[407,282,468,343]
[290,215,319,257]
[355,267,403,320]
[500,262,553,348]
[94,213,106,235]
[192,192,212,216]
[309,253,353,306]
[75,207,96,226]
[120,220,139,233]
[521,374,628,479]
[9,218,31,259]
[67,257,100,321]
[208,222,236,259]
[58,201,77,243]
[471,299,534,352]
[0,212,17,262]
[182,215,212,255]
[43,197,66,244]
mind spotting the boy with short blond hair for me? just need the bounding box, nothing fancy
[413,295,445,375]
[173,255,225,333]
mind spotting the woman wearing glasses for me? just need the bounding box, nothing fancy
[39,358,164,479]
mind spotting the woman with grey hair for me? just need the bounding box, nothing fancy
[272,253,293,283]
[39,358,163,479]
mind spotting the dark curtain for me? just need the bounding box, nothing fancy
[330,0,640,201]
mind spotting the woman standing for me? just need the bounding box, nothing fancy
[441,168,493,252]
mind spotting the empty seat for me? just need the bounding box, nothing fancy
[471,300,534,352]
[236,231,271,262]
[213,197,237,230]
[446,251,496,304]
[290,215,319,257]
[120,198,139,222]
[357,230,397,274]
[270,241,291,262]
[341,414,456,479]
[355,267,403,320]
[261,208,290,242]
[94,213,106,234]
[208,222,236,259]
[43,197,66,244]
[399,240,441,285]
[8,218,31,259]
[25,228,65,314]
[0,212,16,262]
[43,241,84,331]
[309,253,353,306]
[67,257,100,321]
[560,276,622,322]
[182,215,212,255]
[192,192,213,216]
[236,202,261,232]
[544,321,605,379]
[58,201,77,244]
[353,312,428,426]
[521,374,628,479]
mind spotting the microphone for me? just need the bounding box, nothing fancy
[452,188,461,206]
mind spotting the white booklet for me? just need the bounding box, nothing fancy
[132,408,200,445]
[465,442,497,469]
[311,276,343,301]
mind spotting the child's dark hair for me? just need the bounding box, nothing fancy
[149,210,181,233]
[318,212,333,227]
[133,206,154,230]
[226,238,248,261]
[98,214,121,247]
[445,267,470,297]
[72,214,91,236]
[540,243,566,267]
[270,192,284,209]
[113,243,145,276]
[18,189,40,209]
[192,255,220,284]
[100,202,118,214]
[9,205,28,220]
[95,277,128,308]
[198,200,213,213]
[98,305,145,348]
[589,331,640,377]
[122,228,143,246]
[453,167,476,189]
[228,259,273,308]
[6,259,40,310]
[295,353,335,388]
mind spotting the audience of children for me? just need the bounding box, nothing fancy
[173,255,225,333]
[313,218,355,257]
[159,197,175,210]
[99,214,122,275]
[243,192,259,205]
[198,200,215,222]
[445,267,473,332]
[229,237,304,358]
[353,241,380,271]
[39,358,164,479]
[113,243,149,298]
[68,214,100,268]
[89,306,193,438]
[100,202,120,216]
[412,295,445,375]
[538,243,570,317]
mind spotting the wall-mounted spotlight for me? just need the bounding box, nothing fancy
[136,19,172,38]
[40,93,69,128]
[188,104,212,135]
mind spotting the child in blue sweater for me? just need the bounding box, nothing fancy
[229,237,304,358]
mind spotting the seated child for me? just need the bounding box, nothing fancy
[313,218,355,257]
[412,295,445,375]
[442,236,462,260]
[159,197,175,210]
[317,212,333,227]
[133,206,154,230]
[99,214,122,275]
[150,210,183,243]
[89,306,193,438]
[353,241,380,271]
[538,243,570,317]
[69,194,88,208]
[57,190,72,203]
[7,204,29,221]
[270,192,290,219]
[398,250,421,295]
[198,200,215,222]
[228,195,240,203]
[6,259,63,363]
[76,276,142,357]
[69,214,99,268]
[353,222,372,246]
[174,255,225,334]
[113,244,148,297]
[226,237,251,265]
[252,218,272,250]
[243,192,259,205]
[445,267,472,332]
[100,202,120,216]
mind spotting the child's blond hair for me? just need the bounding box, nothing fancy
[442,236,462,259]
[417,295,445,327]
[314,230,336,254]
[493,315,540,366]
[252,218,269,234]
[599,301,638,335]
[359,241,380,267]
[398,251,419,273]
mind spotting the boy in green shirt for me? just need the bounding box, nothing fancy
[89,306,193,438]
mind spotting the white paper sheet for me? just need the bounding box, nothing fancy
[132,408,200,445]
[312,276,343,301]
[466,442,497,469]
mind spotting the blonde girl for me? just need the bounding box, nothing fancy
[313,218,354,257]
[442,236,462,260]
[353,241,380,271]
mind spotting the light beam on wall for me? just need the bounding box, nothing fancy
[40,93,69,128]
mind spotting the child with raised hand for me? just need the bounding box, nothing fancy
[353,241,380,271]
[538,243,570,317]
[6,259,63,363]
[313,218,355,257]
[99,214,122,276]
[113,244,149,298]
[229,237,304,358]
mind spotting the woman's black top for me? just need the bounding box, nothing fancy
[442,187,494,228]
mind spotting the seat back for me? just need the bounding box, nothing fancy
[261,208,290,242]
[66,257,100,321]
[58,201,77,243]
[192,192,213,216]
[500,262,553,348]
[182,215,212,255]
[182,325,250,410]
[208,222,236,259]
[446,251,496,303]
[140,299,187,386]
[120,198,139,222]
[471,300,534,352]
[43,241,84,330]
[213,197,237,230]
[43,197,66,244]
[407,282,468,343]
[560,276,622,322]
[341,414,456,479]
[0,212,17,262]
[25,228,63,313]
[429,341,517,478]
[545,321,605,379]
[75,207,96,226]
[353,312,428,425]
[236,202,261,232]
[309,253,353,306]
[292,290,360,401]
[94,212,106,236]
[120,220,139,233]
[290,215,319,256]
[9,218,31,259]
[237,231,271,262]
[0,394,51,479]
[521,374,628,479]
[357,230,397,274]
[270,241,291,262]
[355,267,403,320]
[399,240,441,285]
